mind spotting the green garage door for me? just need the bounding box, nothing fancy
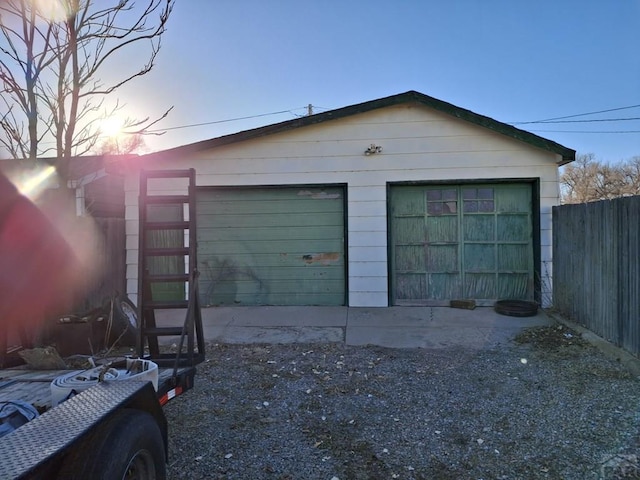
[196,186,345,306]
[390,183,534,306]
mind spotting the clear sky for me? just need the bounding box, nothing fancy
[117,0,640,162]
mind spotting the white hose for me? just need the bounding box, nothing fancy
[50,359,158,407]
[50,367,120,406]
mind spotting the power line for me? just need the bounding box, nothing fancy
[145,107,308,134]
[511,103,640,125]
[147,104,640,135]
[526,117,640,124]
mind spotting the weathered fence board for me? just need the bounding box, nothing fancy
[553,196,640,357]
[81,217,126,309]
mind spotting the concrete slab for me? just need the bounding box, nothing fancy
[154,305,552,349]
[204,306,347,327]
[202,326,344,344]
[346,307,551,348]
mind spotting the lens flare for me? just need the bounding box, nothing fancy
[33,0,68,22]
[16,165,57,199]
[101,116,125,137]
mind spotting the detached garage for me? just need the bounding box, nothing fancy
[122,91,574,308]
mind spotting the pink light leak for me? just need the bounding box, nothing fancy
[0,173,99,344]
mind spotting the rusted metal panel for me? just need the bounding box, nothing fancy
[196,186,345,306]
[553,196,640,357]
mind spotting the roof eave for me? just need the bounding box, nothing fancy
[140,90,576,165]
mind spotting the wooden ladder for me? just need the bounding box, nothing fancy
[137,169,205,367]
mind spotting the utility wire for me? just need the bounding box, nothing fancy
[511,104,640,125]
[147,104,639,135]
[146,107,308,134]
[525,117,640,124]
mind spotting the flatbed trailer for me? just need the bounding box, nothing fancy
[0,363,196,411]
[0,362,196,479]
[0,168,206,479]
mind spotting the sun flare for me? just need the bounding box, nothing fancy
[16,165,57,199]
[100,116,125,138]
[33,0,68,22]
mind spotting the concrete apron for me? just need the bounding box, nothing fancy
[155,306,552,349]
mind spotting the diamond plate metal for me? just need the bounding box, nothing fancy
[0,381,156,479]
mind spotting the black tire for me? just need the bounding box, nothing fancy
[58,409,166,480]
[109,296,138,347]
[494,299,539,317]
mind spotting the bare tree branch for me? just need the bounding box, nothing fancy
[0,0,174,180]
[560,153,640,203]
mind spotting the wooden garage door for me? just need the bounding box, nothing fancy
[196,186,345,306]
[390,184,534,305]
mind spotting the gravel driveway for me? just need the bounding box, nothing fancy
[163,324,639,480]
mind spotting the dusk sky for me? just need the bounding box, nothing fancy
[115,1,639,163]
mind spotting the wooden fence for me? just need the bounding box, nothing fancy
[553,196,640,357]
[81,217,126,310]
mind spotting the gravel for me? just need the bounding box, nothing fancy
[163,324,640,480]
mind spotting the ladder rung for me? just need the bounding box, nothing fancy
[146,274,190,282]
[144,221,191,231]
[144,247,190,256]
[145,195,190,205]
[143,327,184,336]
[144,300,189,309]
[138,169,204,368]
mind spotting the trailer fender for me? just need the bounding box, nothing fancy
[57,408,166,480]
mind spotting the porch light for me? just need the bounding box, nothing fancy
[364,144,383,155]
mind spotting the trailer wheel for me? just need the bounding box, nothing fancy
[58,409,166,480]
[108,295,138,347]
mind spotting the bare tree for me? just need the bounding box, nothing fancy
[98,132,146,155]
[0,0,57,163]
[560,153,598,203]
[0,0,173,180]
[560,153,640,204]
[620,156,640,195]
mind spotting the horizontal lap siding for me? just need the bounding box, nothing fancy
[125,104,561,307]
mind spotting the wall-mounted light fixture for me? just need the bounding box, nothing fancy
[364,144,383,156]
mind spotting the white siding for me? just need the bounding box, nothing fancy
[125,103,561,307]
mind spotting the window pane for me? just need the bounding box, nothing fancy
[443,201,457,214]
[464,200,478,213]
[478,188,494,199]
[428,202,443,215]
[479,200,495,212]
[426,190,442,201]
[442,189,457,201]
[462,188,477,200]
